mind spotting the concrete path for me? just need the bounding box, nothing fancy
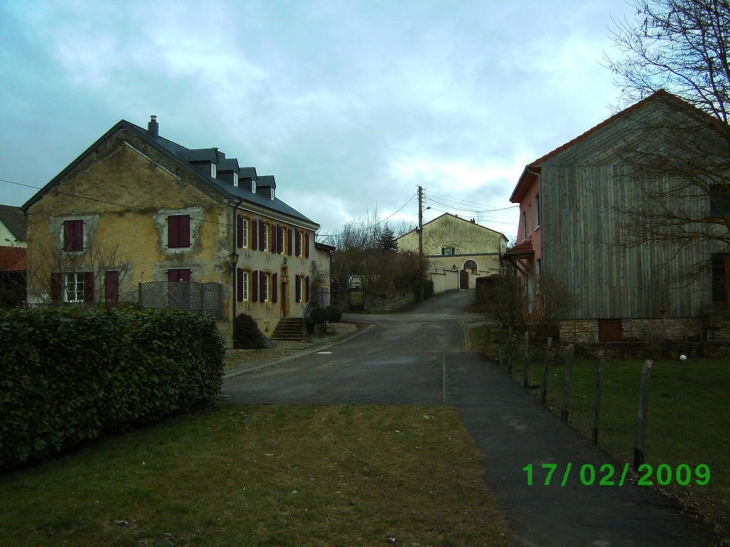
[221,291,720,546]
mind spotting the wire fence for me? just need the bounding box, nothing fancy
[483,326,730,535]
[138,282,222,318]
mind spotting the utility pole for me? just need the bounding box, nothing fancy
[418,185,424,302]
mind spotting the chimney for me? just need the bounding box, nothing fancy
[148,115,159,137]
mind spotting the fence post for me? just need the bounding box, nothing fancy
[634,359,653,469]
[523,331,530,388]
[561,344,574,422]
[541,337,552,405]
[592,350,605,445]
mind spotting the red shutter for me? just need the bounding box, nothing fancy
[304,232,310,258]
[83,272,95,303]
[295,274,301,303]
[237,268,243,302]
[236,215,244,248]
[272,273,278,303]
[104,271,120,302]
[295,230,301,257]
[168,215,191,248]
[51,272,62,302]
[168,269,191,282]
[63,220,84,252]
[252,270,259,302]
[287,229,293,256]
[251,219,259,250]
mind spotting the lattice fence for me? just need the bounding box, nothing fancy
[138,282,222,318]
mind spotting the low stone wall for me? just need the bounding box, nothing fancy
[560,317,707,344]
[365,290,416,313]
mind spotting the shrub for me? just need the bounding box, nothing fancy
[233,313,267,349]
[0,306,225,469]
[326,305,342,323]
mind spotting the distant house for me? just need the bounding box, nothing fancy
[397,213,508,294]
[0,205,27,248]
[505,90,725,343]
[0,246,27,307]
[21,116,325,344]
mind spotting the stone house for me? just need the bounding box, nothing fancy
[21,116,326,344]
[505,91,727,343]
[397,213,507,294]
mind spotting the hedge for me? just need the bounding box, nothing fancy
[0,306,225,469]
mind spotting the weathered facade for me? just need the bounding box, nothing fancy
[397,213,507,294]
[507,91,723,342]
[22,117,323,344]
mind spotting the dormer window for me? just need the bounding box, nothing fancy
[252,180,257,193]
[211,163,217,178]
[233,173,239,187]
[270,188,275,200]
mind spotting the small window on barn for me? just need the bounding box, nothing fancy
[63,220,85,252]
[168,215,191,248]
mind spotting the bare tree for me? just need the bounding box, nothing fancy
[603,0,730,273]
[27,228,132,304]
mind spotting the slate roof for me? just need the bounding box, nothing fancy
[22,119,318,228]
[0,205,27,242]
[0,247,27,272]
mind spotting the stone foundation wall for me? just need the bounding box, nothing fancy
[560,317,708,344]
[365,290,416,313]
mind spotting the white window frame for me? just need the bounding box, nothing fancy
[242,270,249,301]
[262,272,269,302]
[211,163,217,178]
[65,273,85,303]
[242,217,249,249]
[233,172,239,187]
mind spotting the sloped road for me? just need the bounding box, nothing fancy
[221,291,719,547]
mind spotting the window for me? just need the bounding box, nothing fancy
[442,247,455,256]
[522,211,527,239]
[252,180,257,193]
[211,163,217,178]
[63,220,85,252]
[261,271,269,302]
[51,272,93,303]
[233,172,239,187]
[237,269,249,302]
[66,273,85,302]
[263,223,269,251]
[237,215,249,248]
[168,215,191,248]
[710,185,730,215]
[712,253,729,302]
[270,188,275,200]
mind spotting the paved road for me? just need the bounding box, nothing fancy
[221,291,720,547]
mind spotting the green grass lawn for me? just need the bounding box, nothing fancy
[472,325,730,535]
[0,404,512,547]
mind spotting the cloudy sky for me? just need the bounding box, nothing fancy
[0,0,635,242]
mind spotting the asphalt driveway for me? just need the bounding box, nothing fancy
[221,291,720,547]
